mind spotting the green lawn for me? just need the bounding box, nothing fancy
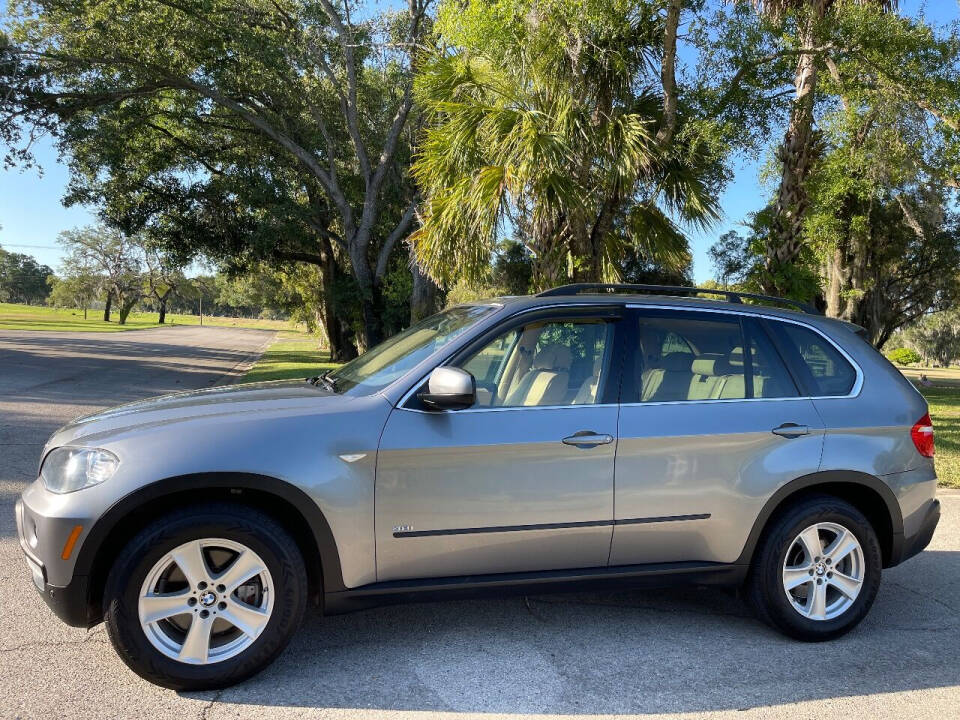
[900,366,960,489]
[239,331,340,384]
[0,302,296,332]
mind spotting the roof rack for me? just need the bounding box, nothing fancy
[536,283,822,315]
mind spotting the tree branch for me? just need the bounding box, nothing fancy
[376,201,418,280]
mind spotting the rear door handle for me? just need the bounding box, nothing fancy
[562,431,614,447]
[772,423,810,438]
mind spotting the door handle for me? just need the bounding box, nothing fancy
[772,423,810,438]
[562,431,614,447]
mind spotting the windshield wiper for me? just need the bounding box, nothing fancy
[310,372,339,393]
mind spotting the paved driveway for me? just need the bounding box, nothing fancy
[1,327,958,719]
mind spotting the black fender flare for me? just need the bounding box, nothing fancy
[734,470,904,567]
[74,472,346,597]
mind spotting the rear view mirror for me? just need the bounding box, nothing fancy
[418,367,476,411]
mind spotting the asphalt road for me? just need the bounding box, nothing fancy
[1,326,958,720]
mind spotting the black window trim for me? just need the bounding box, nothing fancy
[745,317,802,399]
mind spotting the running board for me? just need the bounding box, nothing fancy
[323,561,746,615]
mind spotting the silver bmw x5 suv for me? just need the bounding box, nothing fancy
[16,284,940,689]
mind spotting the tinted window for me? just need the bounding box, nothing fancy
[773,322,857,396]
[634,314,747,402]
[458,320,613,407]
[745,320,799,399]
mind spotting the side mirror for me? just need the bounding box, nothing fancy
[418,366,476,411]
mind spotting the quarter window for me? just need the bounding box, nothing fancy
[770,322,857,396]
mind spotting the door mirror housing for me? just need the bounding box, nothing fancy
[419,367,476,411]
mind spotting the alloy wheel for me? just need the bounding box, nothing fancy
[138,538,274,665]
[782,521,865,621]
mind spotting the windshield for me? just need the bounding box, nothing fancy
[327,304,497,395]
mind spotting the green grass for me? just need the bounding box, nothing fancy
[239,331,340,384]
[0,302,297,332]
[899,366,960,489]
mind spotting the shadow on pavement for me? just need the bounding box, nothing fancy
[187,549,960,716]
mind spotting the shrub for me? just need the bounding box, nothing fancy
[886,347,922,366]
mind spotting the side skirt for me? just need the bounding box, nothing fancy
[323,561,748,615]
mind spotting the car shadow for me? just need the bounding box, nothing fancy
[188,549,960,715]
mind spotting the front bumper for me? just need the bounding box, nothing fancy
[15,498,96,628]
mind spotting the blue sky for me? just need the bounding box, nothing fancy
[0,0,957,280]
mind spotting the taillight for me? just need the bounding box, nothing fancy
[911,412,935,458]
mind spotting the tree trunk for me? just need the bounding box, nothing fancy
[409,252,438,323]
[349,242,382,349]
[319,269,356,363]
[158,300,166,324]
[762,12,823,295]
[117,297,137,325]
[103,290,113,322]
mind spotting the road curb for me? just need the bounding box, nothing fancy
[213,330,277,387]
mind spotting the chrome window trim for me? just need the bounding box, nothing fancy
[624,303,864,402]
[397,401,620,416]
[393,300,863,412]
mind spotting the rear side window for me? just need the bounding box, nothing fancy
[771,322,857,396]
[633,313,747,402]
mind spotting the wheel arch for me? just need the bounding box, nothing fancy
[76,472,345,624]
[736,470,904,569]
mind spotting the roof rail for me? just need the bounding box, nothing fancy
[536,283,822,315]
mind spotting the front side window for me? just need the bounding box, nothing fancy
[457,319,614,407]
[328,305,497,395]
[769,322,858,396]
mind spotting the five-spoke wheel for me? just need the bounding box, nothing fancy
[138,538,274,665]
[104,504,306,690]
[748,495,881,641]
[781,521,865,621]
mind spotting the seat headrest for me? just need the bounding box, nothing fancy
[728,346,755,367]
[532,343,572,370]
[659,352,693,372]
[691,354,734,377]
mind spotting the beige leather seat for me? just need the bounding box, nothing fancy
[572,354,604,404]
[502,344,572,406]
[640,352,694,401]
[728,346,790,398]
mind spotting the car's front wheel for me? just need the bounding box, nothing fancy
[103,503,307,690]
[748,494,882,641]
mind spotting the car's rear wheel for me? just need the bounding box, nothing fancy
[747,495,882,641]
[103,503,307,690]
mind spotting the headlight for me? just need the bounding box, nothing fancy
[40,447,119,494]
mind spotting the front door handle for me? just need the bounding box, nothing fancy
[562,431,614,447]
[772,423,810,438]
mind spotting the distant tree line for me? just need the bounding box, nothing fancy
[1,224,315,326]
[0,240,53,305]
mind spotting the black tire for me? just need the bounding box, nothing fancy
[104,503,308,690]
[747,494,882,641]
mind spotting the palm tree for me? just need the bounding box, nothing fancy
[749,0,898,295]
[410,0,715,291]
